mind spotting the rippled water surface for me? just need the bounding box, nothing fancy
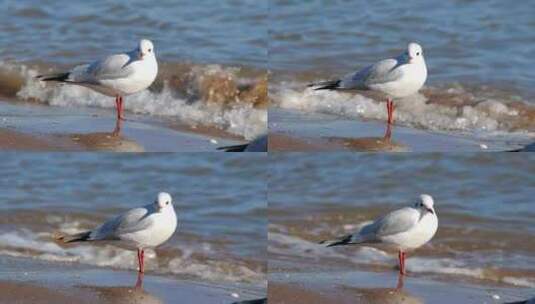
[269,0,535,142]
[1,0,266,67]
[269,153,535,288]
[270,0,535,91]
[0,1,268,139]
[0,153,267,286]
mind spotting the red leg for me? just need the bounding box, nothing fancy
[401,251,406,275]
[118,96,124,120]
[137,248,145,273]
[398,250,402,274]
[386,98,394,125]
[398,250,406,275]
[383,122,392,140]
[115,96,120,120]
[140,249,145,273]
[391,101,395,124]
[386,99,391,123]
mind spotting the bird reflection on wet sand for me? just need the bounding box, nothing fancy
[341,275,423,304]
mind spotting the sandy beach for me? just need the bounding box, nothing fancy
[268,268,532,304]
[0,99,254,152]
[268,153,535,303]
[0,57,267,152]
[268,108,529,152]
[0,256,265,304]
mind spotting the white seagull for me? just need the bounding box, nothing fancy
[56,192,177,275]
[320,194,438,275]
[37,39,158,122]
[309,42,427,126]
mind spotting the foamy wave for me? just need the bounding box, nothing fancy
[271,82,535,137]
[0,229,264,285]
[409,257,535,288]
[269,226,535,288]
[269,229,390,264]
[1,61,266,140]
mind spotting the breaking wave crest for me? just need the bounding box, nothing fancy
[0,61,267,140]
[271,81,535,138]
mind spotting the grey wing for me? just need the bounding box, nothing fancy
[363,207,420,238]
[340,58,401,89]
[70,53,135,83]
[91,207,153,240]
[363,58,404,86]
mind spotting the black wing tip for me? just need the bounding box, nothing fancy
[55,231,91,243]
[36,72,70,82]
[321,234,352,247]
[325,241,344,247]
[309,80,342,91]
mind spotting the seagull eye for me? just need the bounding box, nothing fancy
[416,52,420,56]
[148,48,152,52]
[166,201,169,205]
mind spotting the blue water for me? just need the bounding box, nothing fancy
[0,153,267,284]
[0,0,266,67]
[270,0,535,93]
[268,153,535,287]
[270,153,534,223]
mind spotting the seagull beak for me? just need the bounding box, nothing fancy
[138,52,144,60]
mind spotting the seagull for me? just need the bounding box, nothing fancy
[56,192,177,276]
[309,42,427,126]
[37,39,158,122]
[320,194,438,275]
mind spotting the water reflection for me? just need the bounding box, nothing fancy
[341,275,423,304]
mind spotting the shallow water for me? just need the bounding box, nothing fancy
[0,1,267,139]
[0,154,267,286]
[1,0,266,67]
[268,153,535,288]
[270,0,535,91]
[269,1,535,141]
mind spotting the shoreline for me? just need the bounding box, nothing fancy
[268,268,533,304]
[0,256,265,304]
[269,107,532,152]
[0,99,252,152]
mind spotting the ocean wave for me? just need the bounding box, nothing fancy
[269,226,535,288]
[0,61,267,140]
[0,227,265,285]
[271,81,535,138]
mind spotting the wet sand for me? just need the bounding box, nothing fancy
[269,108,532,152]
[268,269,533,304]
[0,256,265,304]
[0,128,69,151]
[269,132,408,152]
[0,100,250,152]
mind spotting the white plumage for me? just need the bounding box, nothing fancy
[321,194,438,275]
[57,192,177,274]
[37,39,158,122]
[310,42,427,127]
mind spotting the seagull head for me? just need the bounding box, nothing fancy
[407,42,424,64]
[155,192,173,212]
[138,39,155,60]
[415,194,435,215]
